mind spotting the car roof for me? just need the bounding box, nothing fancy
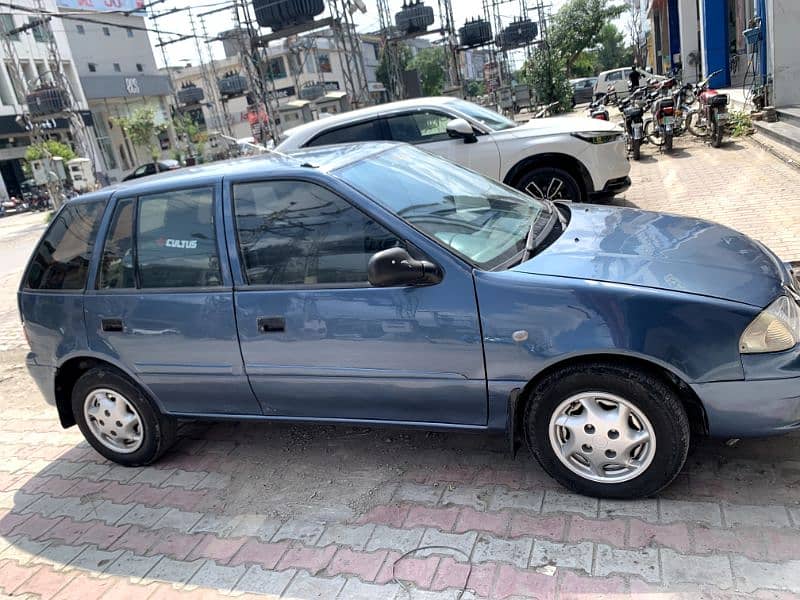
[76,142,401,200]
[280,96,463,142]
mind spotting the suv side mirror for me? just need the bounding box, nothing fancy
[368,247,442,287]
[446,118,477,144]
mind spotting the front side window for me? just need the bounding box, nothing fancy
[98,199,134,290]
[385,111,452,144]
[607,70,623,81]
[234,180,399,286]
[25,200,106,290]
[445,99,516,131]
[136,188,221,288]
[307,120,383,147]
[337,146,545,269]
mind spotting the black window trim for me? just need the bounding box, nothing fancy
[304,117,389,148]
[383,108,459,145]
[20,197,108,294]
[92,185,227,294]
[230,176,413,292]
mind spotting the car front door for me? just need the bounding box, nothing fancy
[383,109,502,180]
[84,184,260,416]
[226,176,487,425]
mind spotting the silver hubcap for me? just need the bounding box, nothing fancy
[83,388,143,454]
[549,392,656,484]
[525,177,573,202]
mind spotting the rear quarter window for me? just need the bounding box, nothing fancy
[306,120,383,147]
[24,200,106,291]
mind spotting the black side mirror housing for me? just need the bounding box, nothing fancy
[368,247,443,288]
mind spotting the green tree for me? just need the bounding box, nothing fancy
[112,106,166,165]
[465,79,485,98]
[410,47,446,96]
[521,46,573,112]
[595,23,633,72]
[25,139,76,163]
[549,0,627,76]
[376,43,412,92]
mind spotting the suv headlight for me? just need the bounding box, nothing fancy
[571,131,623,144]
[740,295,800,354]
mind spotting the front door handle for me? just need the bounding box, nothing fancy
[258,316,285,333]
[101,318,124,333]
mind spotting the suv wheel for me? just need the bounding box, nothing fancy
[72,367,176,466]
[524,363,690,498]
[518,167,582,203]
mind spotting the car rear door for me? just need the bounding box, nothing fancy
[225,175,487,426]
[84,182,260,416]
[383,108,502,180]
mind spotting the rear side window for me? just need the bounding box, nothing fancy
[306,120,383,147]
[136,188,221,288]
[98,198,134,290]
[25,200,106,290]
[607,70,623,81]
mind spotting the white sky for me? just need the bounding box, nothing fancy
[144,0,568,69]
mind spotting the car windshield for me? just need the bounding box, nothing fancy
[336,146,545,269]
[446,99,517,131]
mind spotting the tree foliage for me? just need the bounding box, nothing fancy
[112,106,166,163]
[549,0,627,75]
[410,47,447,96]
[376,43,412,92]
[521,47,573,112]
[25,139,76,163]
[595,23,633,72]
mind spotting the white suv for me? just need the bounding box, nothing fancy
[276,97,630,203]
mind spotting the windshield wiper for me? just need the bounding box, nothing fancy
[523,201,558,261]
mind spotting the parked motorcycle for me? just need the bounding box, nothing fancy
[587,94,609,121]
[619,87,647,160]
[643,78,677,153]
[687,69,728,147]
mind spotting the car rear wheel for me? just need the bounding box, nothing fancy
[524,363,690,498]
[517,167,582,203]
[72,367,176,466]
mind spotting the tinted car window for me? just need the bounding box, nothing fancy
[136,188,221,289]
[24,200,106,290]
[607,70,623,81]
[306,120,383,147]
[386,111,451,144]
[98,198,134,290]
[234,180,399,286]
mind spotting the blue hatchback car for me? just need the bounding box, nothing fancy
[18,143,800,498]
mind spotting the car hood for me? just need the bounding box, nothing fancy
[511,204,786,307]
[498,116,621,139]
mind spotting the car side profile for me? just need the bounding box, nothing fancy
[19,143,800,499]
[276,97,631,204]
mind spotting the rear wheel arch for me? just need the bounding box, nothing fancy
[503,154,593,201]
[511,353,708,452]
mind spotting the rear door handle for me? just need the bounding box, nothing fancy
[258,317,285,333]
[101,318,124,333]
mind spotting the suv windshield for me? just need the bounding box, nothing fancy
[447,99,517,131]
[337,146,545,269]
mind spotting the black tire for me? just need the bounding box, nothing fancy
[643,119,661,146]
[664,131,673,153]
[517,166,583,203]
[687,110,705,137]
[524,363,691,498]
[711,119,724,148]
[632,137,641,161]
[72,367,176,466]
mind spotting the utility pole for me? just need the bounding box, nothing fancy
[327,0,370,107]
[377,0,404,101]
[188,7,227,137]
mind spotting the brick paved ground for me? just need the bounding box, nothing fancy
[2,137,800,600]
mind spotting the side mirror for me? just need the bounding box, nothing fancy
[368,247,442,288]
[446,118,477,144]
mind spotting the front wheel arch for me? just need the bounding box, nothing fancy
[504,154,593,202]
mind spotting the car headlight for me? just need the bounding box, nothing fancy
[740,295,800,354]
[571,131,623,144]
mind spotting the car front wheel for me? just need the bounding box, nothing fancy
[517,167,582,203]
[72,367,176,466]
[524,363,690,498]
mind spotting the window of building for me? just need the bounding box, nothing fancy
[24,200,107,290]
[1,14,19,41]
[126,27,134,38]
[136,188,221,289]
[98,199,134,289]
[233,180,398,286]
[88,63,97,72]
[113,63,121,72]
[267,57,287,79]
[76,24,85,34]
[307,120,384,147]
[29,17,51,42]
[385,111,453,144]
[317,53,332,73]
[103,26,111,36]
[136,63,143,72]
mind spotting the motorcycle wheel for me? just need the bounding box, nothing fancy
[687,110,706,137]
[664,132,673,153]
[643,120,663,146]
[711,119,724,148]
[632,137,642,161]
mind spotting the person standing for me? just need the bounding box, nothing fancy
[629,64,642,91]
